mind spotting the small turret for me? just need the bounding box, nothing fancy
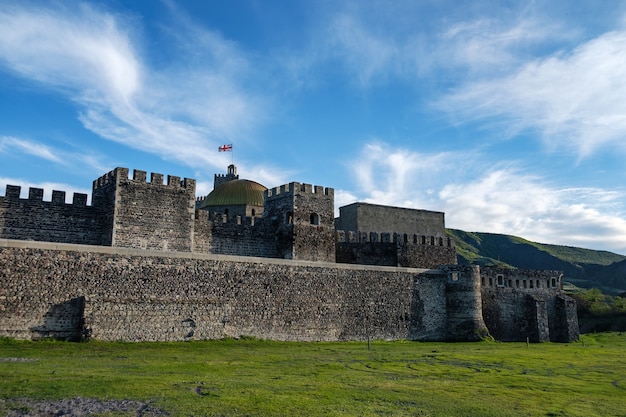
[214,164,239,189]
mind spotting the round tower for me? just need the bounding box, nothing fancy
[444,265,490,341]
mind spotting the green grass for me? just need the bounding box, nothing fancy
[1,334,625,416]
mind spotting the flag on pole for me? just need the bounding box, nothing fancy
[218,144,233,152]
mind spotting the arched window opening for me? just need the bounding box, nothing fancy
[310,213,320,225]
[251,209,256,216]
[285,211,293,224]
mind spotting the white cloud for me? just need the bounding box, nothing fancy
[0,2,277,178]
[0,136,63,164]
[440,170,626,252]
[334,189,359,217]
[438,29,626,158]
[349,141,466,209]
[348,142,626,253]
[0,3,140,102]
[0,135,111,174]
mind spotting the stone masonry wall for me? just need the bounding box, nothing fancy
[443,265,489,341]
[263,182,335,262]
[336,231,456,268]
[0,239,458,342]
[0,185,104,246]
[335,203,447,237]
[292,184,335,262]
[193,210,276,258]
[108,169,196,252]
[480,267,579,342]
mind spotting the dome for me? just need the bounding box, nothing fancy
[199,179,267,209]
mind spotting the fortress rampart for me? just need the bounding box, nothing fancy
[0,239,486,342]
[480,267,578,342]
[335,230,456,268]
[193,210,275,258]
[0,185,102,245]
[0,167,579,343]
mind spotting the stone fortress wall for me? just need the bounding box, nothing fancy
[0,167,579,343]
[0,185,102,245]
[0,240,486,342]
[480,267,579,342]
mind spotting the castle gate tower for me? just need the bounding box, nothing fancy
[264,182,335,262]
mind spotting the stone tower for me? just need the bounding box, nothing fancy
[443,265,489,341]
[92,167,196,251]
[264,182,335,262]
[214,164,239,188]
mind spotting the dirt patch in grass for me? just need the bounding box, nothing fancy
[0,397,168,416]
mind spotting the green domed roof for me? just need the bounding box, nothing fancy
[200,179,267,208]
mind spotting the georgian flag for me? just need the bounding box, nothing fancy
[218,144,233,152]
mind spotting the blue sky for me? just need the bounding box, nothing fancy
[2,1,626,254]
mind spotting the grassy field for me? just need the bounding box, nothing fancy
[1,333,625,416]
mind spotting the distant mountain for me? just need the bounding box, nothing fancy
[447,229,626,295]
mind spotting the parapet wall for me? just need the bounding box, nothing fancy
[265,182,334,199]
[193,210,276,258]
[0,239,460,342]
[479,267,579,342]
[335,202,446,237]
[0,185,103,245]
[336,230,457,268]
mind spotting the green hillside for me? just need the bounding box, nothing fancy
[447,229,626,294]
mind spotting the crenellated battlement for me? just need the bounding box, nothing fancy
[1,185,89,206]
[194,209,258,227]
[479,267,563,291]
[92,167,195,191]
[265,182,334,199]
[92,167,128,191]
[335,230,454,247]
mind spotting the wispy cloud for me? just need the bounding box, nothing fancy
[440,169,626,251]
[300,3,569,89]
[325,14,399,86]
[349,142,626,252]
[0,136,63,164]
[437,28,626,158]
[348,142,469,209]
[0,2,281,184]
[0,135,111,174]
[0,3,140,102]
[432,15,571,76]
